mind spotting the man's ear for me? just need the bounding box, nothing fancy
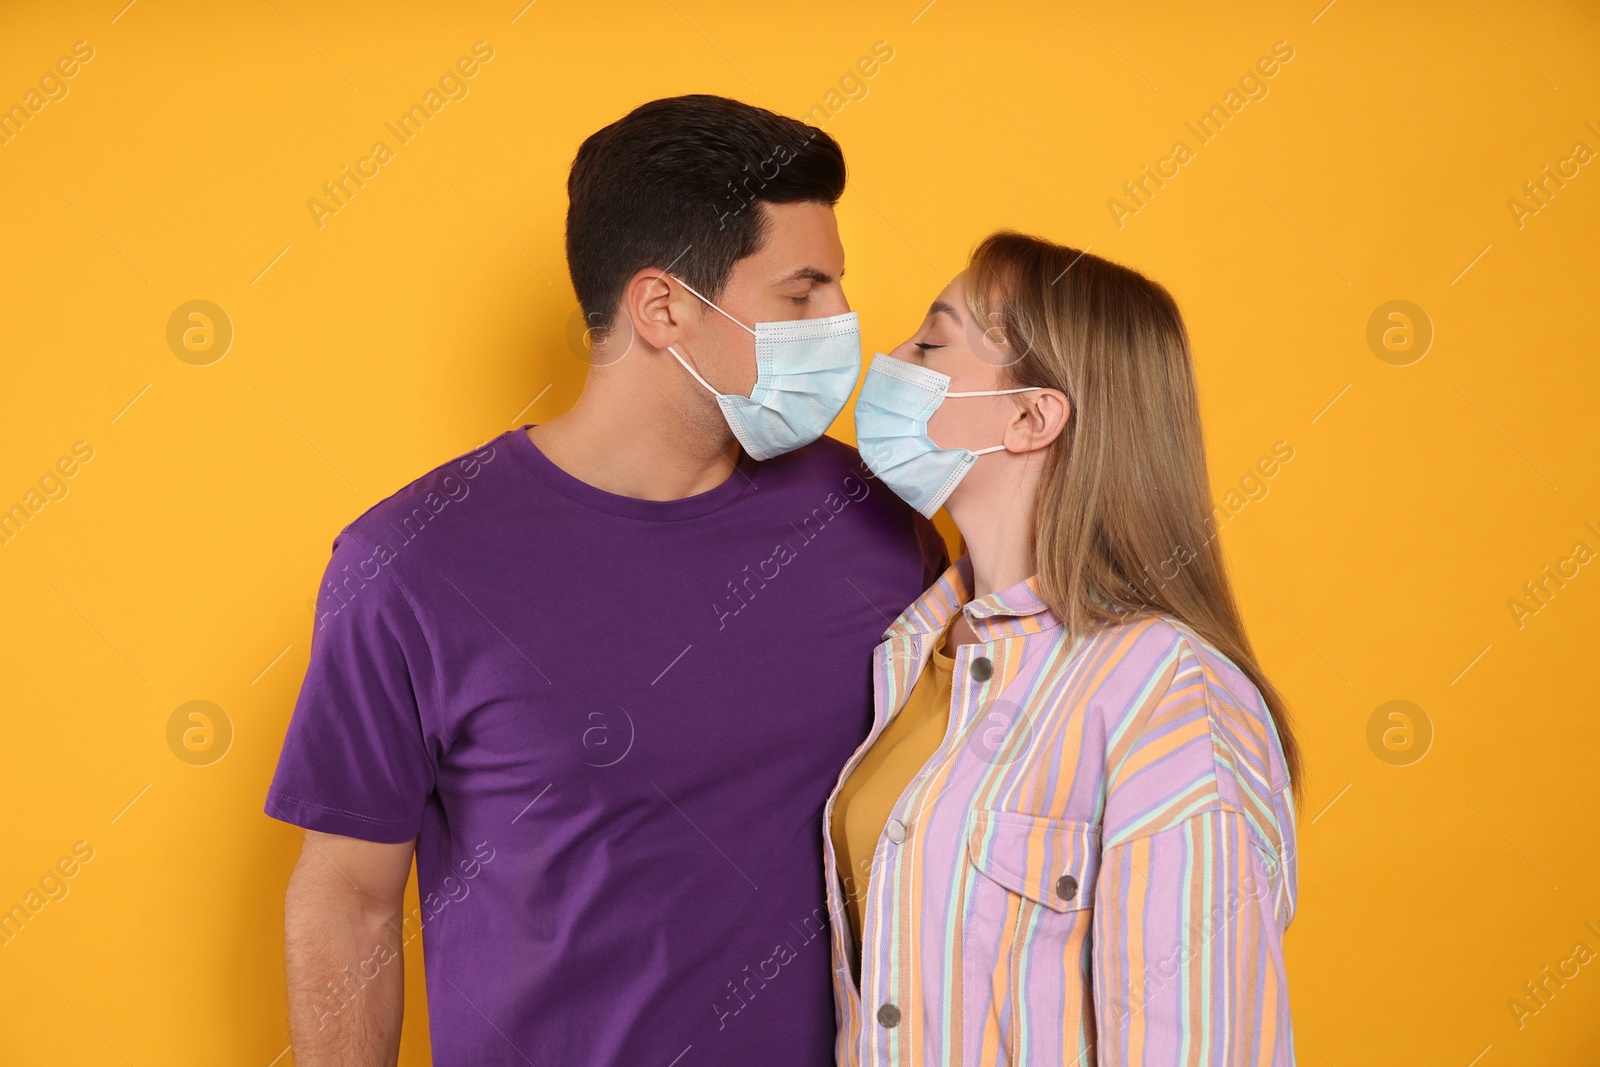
[625,270,693,352]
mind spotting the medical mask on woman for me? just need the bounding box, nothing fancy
[854,352,1043,518]
[665,275,861,461]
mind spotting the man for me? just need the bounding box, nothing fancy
[265,94,947,1066]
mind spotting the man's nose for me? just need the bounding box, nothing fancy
[809,284,850,318]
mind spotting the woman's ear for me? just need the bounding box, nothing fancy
[1010,389,1071,453]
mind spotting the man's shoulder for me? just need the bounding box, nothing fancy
[334,432,514,557]
[744,435,947,590]
[771,434,913,520]
[767,432,871,485]
[774,434,944,539]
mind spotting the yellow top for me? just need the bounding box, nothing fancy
[830,620,957,961]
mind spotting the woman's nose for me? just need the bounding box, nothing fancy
[884,338,921,364]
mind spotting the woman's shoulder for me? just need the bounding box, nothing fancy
[1078,612,1284,769]
[1083,612,1295,858]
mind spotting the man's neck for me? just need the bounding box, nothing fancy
[525,372,743,502]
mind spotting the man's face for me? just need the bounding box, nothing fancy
[680,200,849,397]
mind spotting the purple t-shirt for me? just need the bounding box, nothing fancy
[266,424,946,1066]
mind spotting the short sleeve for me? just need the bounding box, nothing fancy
[264,528,439,843]
[1091,807,1295,1065]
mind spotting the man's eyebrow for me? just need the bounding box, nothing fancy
[778,266,839,285]
[929,299,962,324]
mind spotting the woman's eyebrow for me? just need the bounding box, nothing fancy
[929,299,962,324]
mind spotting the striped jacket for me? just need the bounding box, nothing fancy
[822,555,1298,1066]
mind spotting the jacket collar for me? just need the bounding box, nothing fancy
[883,554,1061,644]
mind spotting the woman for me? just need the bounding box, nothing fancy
[826,231,1304,1066]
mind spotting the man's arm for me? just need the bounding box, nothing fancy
[284,830,417,1067]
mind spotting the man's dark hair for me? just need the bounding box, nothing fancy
[566,94,846,330]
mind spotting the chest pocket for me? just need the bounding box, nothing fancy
[962,809,1101,1066]
[966,808,1100,910]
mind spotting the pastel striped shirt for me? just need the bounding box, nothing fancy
[821,555,1298,1066]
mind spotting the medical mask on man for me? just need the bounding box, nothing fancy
[666,275,860,461]
[854,352,1043,518]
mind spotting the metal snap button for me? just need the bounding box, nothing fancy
[1055,874,1078,900]
[877,1003,901,1028]
[970,656,993,681]
[885,819,906,843]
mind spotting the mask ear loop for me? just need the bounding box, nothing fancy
[942,385,1046,456]
[667,345,723,397]
[943,385,1043,397]
[663,273,758,399]
[665,273,757,337]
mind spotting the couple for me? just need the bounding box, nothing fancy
[265,94,1302,1067]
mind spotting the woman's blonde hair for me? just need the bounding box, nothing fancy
[965,230,1304,803]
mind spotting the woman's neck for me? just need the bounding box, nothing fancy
[948,483,1039,600]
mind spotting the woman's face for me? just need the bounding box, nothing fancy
[884,270,1024,454]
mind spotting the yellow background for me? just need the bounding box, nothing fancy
[3,0,1598,1063]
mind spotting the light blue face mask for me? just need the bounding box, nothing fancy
[854,352,1043,518]
[667,275,861,461]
